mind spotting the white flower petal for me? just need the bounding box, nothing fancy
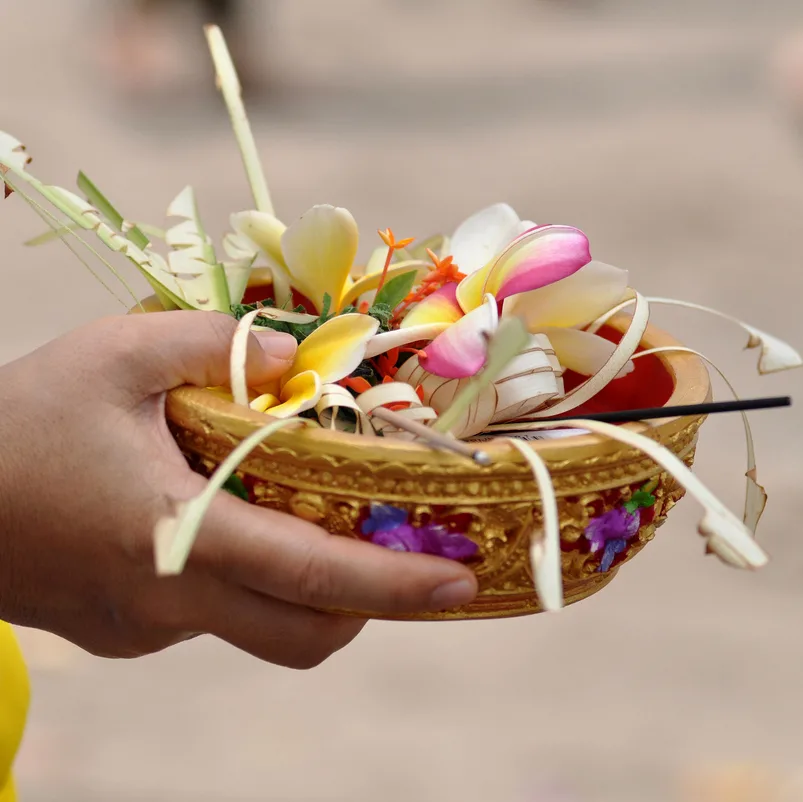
[450,202,522,275]
[531,292,649,417]
[504,261,630,330]
[541,326,634,378]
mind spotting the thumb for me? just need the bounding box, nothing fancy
[113,311,297,394]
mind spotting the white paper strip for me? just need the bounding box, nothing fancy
[230,309,262,407]
[632,346,766,533]
[315,383,372,434]
[529,292,650,418]
[505,419,768,570]
[587,296,803,375]
[505,438,563,612]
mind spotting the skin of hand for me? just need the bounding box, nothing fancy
[0,312,478,668]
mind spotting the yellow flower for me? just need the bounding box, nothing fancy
[231,205,423,315]
[250,313,380,417]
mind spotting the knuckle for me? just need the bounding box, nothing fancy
[205,312,240,353]
[93,320,154,386]
[295,548,338,607]
[98,316,145,361]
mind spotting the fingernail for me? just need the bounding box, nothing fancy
[253,330,297,360]
[429,578,476,610]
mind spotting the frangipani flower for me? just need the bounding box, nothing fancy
[231,205,426,315]
[390,200,633,381]
[411,292,500,379]
[504,259,634,378]
[394,321,563,439]
[250,313,379,417]
[449,202,536,275]
[402,221,596,378]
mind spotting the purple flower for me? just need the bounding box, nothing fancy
[598,537,628,572]
[419,525,479,560]
[371,524,423,553]
[584,507,640,573]
[362,504,408,535]
[362,504,478,562]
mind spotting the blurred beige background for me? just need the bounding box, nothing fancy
[3,1,803,800]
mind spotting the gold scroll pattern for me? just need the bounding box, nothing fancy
[176,423,697,620]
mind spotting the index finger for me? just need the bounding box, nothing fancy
[192,492,479,616]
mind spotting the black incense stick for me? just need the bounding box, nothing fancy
[371,397,790,462]
[546,395,792,425]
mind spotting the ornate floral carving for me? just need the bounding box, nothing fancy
[174,415,700,620]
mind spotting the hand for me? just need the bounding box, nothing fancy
[0,311,477,668]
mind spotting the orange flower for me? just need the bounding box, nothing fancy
[424,248,465,283]
[393,247,467,323]
[339,376,372,394]
[377,228,414,251]
[374,346,401,379]
[375,227,415,295]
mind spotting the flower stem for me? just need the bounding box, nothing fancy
[374,246,394,296]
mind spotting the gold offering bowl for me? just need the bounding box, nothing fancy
[159,299,710,620]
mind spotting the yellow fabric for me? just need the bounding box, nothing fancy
[0,622,29,802]
[0,775,17,802]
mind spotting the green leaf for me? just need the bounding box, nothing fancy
[231,298,340,344]
[135,222,167,241]
[624,490,656,513]
[231,298,275,318]
[288,321,318,340]
[4,171,151,308]
[367,302,393,331]
[1,155,190,309]
[373,270,417,311]
[232,301,291,334]
[77,171,149,249]
[24,221,81,247]
[222,474,249,500]
[261,320,293,335]
[206,25,274,215]
[319,292,333,322]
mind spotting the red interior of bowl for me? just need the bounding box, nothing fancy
[241,285,319,309]
[241,286,270,305]
[561,325,674,414]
